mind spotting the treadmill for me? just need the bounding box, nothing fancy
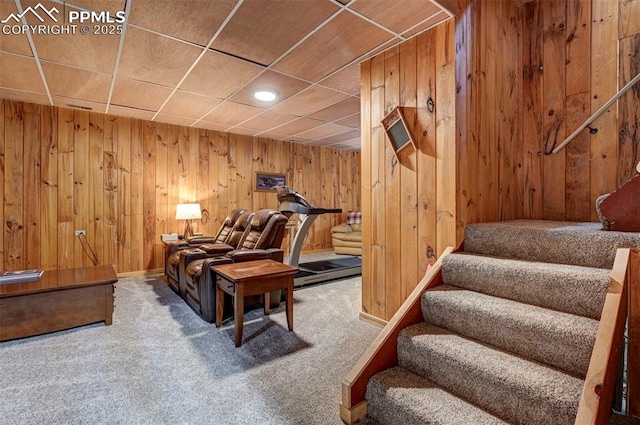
[276,186,362,287]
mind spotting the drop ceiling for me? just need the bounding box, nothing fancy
[0,0,451,151]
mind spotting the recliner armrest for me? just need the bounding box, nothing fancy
[199,243,234,255]
[186,236,215,244]
[331,223,351,233]
[226,249,273,262]
[179,248,214,264]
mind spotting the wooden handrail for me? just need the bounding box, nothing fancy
[340,246,454,424]
[628,248,640,416]
[575,248,633,424]
[552,72,640,154]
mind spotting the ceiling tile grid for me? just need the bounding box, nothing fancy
[0,0,452,150]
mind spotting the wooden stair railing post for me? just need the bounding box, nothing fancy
[628,248,640,416]
[340,247,454,424]
[575,248,631,424]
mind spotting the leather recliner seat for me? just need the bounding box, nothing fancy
[182,209,288,322]
[164,208,248,294]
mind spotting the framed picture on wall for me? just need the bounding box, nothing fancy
[255,172,287,192]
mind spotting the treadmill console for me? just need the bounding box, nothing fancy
[276,186,339,216]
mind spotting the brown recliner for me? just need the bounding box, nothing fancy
[178,209,254,298]
[182,209,288,322]
[165,208,248,294]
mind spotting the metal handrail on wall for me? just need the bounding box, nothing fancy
[551,72,640,156]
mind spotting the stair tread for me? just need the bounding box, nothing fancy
[464,219,640,268]
[399,322,583,425]
[442,252,609,319]
[367,366,508,425]
[421,284,598,377]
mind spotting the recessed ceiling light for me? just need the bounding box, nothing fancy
[253,89,278,102]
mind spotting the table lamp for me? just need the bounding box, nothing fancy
[175,203,202,239]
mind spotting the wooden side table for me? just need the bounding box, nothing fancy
[213,259,298,347]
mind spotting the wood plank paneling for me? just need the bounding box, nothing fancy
[590,0,619,221]
[40,105,57,269]
[520,1,544,219]
[361,22,457,321]
[0,99,358,273]
[73,111,90,267]
[383,47,402,316]
[23,104,41,269]
[360,60,373,316]
[541,0,566,220]
[4,102,24,270]
[399,38,419,297]
[619,34,640,186]
[361,0,636,321]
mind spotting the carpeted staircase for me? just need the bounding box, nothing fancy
[364,220,640,425]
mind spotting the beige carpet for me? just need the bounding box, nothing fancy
[0,273,379,425]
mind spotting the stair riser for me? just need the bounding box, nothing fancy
[441,254,609,320]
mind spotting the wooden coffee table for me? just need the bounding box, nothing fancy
[0,265,118,341]
[213,259,298,347]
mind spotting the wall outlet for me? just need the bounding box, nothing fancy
[75,230,86,236]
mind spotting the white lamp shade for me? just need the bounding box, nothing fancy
[175,203,202,220]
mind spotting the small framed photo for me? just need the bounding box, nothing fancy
[255,172,287,192]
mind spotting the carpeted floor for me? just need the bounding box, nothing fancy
[0,273,380,425]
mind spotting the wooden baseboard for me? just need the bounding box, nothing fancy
[340,400,367,424]
[117,268,163,278]
[359,311,387,328]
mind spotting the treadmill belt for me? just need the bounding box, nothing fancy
[299,257,361,272]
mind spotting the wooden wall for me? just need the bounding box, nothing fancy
[0,99,360,273]
[360,21,457,320]
[361,0,640,321]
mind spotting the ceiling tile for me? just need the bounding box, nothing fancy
[303,139,335,147]
[19,0,120,74]
[180,50,264,99]
[335,113,361,128]
[0,2,32,56]
[256,131,288,141]
[239,111,297,131]
[228,70,310,108]
[111,78,173,111]
[269,118,324,135]
[197,121,230,132]
[118,27,202,87]
[271,86,348,116]
[320,129,361,143]
[272,10,393,82]
[225,126,257,137]
[61,0,125,14]
[160,90,222,119]
[42,62,111,103]
[128,0,237,46]
[318,64,361,95]
[349,0,442,34]
[108,105,155,121]
[51,97,106,113]
[212,0,339,66]
[0,88,49,106]
[402,11,450,38]
[306,96,360,122]
[294,123,353,140]
[202,101,262,126]
[0,52,45,93]
[154,114,197,127]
